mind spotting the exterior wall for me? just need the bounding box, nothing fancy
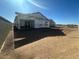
[19,19,35,29]
[49,20,56,27]
[14,13,50,29]
[14,16,20,29]
[16,19,50,29]
[35,20,50,28]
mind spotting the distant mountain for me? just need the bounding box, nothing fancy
[56,24,78,28]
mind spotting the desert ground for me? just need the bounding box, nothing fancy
[14,27,79,59]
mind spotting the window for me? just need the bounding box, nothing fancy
[45,22,48,26]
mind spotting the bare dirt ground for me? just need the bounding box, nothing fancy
[15,28,79,59]
[0,31,14,59]
[14,29,65,48]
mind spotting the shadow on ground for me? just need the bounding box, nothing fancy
[14,28,65,48]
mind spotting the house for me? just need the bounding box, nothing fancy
[14,12,56,30]
[49,19,56,27]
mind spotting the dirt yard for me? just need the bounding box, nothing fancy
[15,28,79,59]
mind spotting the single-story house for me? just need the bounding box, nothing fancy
[14,12,56,29]
[49,19,56,27]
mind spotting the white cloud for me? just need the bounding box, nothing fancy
[27,0,47,9]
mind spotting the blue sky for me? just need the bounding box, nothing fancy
[0,0,79,24]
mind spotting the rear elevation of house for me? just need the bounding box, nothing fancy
[14,12,56,30]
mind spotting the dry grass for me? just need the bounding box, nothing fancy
[0,52,15,59]
[0,51,22,59]
[0,27,78,59]
[14,27,79,59]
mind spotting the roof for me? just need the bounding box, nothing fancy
[0,16,11,23]
[15,12,49,21]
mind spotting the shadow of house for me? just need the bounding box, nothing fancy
[14,28,65,48]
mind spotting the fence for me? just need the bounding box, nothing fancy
[0,17,14,55]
